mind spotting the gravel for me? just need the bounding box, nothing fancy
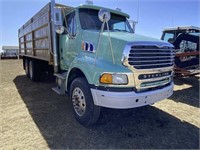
[1,59,199,149]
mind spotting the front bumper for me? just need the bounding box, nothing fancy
[91,83,174,109]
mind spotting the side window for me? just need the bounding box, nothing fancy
[64,11,77,37]
[163,32,174,43]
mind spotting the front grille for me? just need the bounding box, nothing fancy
[140,78,170,87]
[128,45,175,69]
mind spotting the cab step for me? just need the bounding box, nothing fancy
[52,72,68,95]
[54,72,67,80]
[52,87,64,95]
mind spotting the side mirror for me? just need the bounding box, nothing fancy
[55,25,65,34]
[98,9,111,22]
[128,20,137,33]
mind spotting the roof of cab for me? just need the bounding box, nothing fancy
[77,4,130,18]
[163,26,200,32]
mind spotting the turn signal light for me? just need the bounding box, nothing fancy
[100,74,112,84]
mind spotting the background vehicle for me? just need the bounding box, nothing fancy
[161,26,199,42]
[1,46,19,59]
[161,26,200,76]
[18,0,174,126]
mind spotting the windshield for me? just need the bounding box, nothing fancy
[79,8,133,33]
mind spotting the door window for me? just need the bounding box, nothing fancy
[163,32,174,43]
[64,11,77,37]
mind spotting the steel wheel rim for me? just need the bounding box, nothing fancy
[29,61,33,79]
[72,87,86,116]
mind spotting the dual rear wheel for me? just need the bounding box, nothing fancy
[24,58,40,81]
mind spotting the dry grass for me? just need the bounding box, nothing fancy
[1,59,199,149]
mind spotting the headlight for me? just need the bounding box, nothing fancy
[100,73,128,85]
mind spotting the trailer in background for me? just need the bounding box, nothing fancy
[161,26,200,76]
[1,46,19,59]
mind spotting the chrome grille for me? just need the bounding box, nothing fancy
[128,45,175,69]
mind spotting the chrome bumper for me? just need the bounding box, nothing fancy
[91,83,174,109]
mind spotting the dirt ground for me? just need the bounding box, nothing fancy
[0,59,199,149]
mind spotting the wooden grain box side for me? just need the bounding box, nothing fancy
[18,3,74,65]
[18,3,53,63]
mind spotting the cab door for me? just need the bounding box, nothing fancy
[59,11,78,70]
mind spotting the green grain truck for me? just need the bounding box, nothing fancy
[18,0,174,126]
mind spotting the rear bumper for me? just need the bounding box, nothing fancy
[91,83,174,109]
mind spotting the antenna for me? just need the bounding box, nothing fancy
[136,0,139,24]
[130,0,139,33]
[172,16,174,27]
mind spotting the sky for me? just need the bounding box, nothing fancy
[0,0,199,51]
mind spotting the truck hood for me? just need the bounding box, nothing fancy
[81,30,171,65]
[103,32,162,43]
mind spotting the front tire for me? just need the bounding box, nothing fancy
[70,77,101,126]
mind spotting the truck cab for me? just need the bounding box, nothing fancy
[19,1,174,126]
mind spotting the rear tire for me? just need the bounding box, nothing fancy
[25,59,29,78]
[29,60,40,82]
[70,77,101,126]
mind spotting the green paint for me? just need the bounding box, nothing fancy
[59,5,171,87]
